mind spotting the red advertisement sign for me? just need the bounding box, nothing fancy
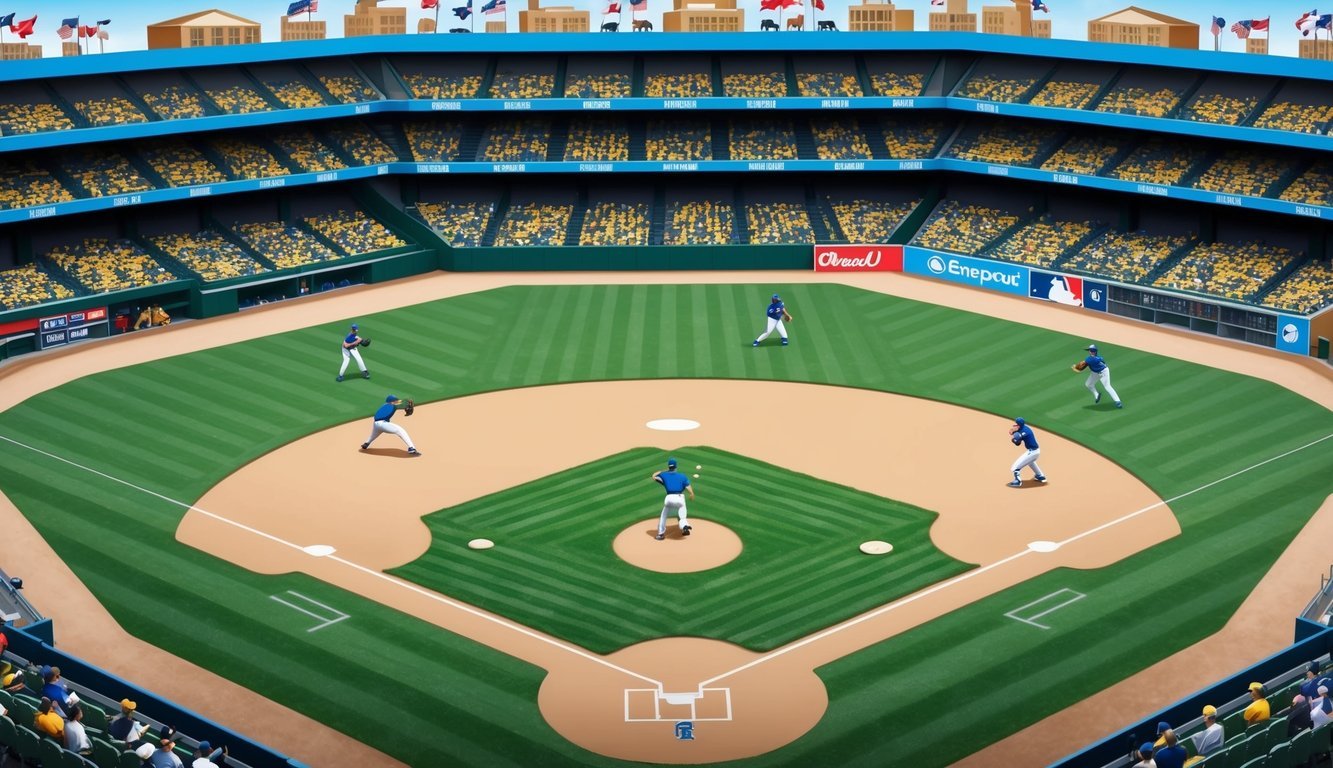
[812,245,903,272]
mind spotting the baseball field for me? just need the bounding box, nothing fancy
[0,271,1329,767]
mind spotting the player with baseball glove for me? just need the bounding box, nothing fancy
[1072,343,1123,408]
[359,338,372,348]
[360,395,421,456]
[336,323,371,382]
[752,293,793,347]
[1007,418,1047,487]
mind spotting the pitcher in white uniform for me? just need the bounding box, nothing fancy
[1008,417,1047,487]
[361,395,420,456]
[337,323,370,382]
[1078,344,1122,409]
[651,458,695,540]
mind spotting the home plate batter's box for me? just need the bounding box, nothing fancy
[624,688,733,722]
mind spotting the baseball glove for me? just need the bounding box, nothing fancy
[359,338,372,348]
[1072,360,1087,372]
[1012,436,1022,446]
[404,399,414,417]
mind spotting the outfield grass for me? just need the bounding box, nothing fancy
[0,283,1328,767]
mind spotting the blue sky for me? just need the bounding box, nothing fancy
[0,0,1318,57]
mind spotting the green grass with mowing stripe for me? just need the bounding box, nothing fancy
[0,282,1327,767]
[389,445,972,654]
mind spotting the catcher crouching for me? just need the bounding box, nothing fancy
[361,394,421,456]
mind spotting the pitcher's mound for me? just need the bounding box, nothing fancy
[613,518,742,573]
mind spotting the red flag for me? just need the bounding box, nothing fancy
[422,0,439,7]
[11,15,36,38]
[811,0,824,9]
[781,0,801,8]
[80,24,97,37]
[1251,17,1270,31]
[759,0,781,10]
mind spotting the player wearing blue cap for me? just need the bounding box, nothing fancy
[752,294,793,347]
[651,457,694,540]
[337,323,371,382]
[1072,343,1122,409]
[361,395,420,455]
[1007,417,1047,487]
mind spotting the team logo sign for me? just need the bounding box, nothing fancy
[926,255,946,275]
[812,245,903,272]
[1029,271,1083,307]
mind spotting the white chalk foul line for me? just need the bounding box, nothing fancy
[0,434,664,690]
[698,431,1333,688]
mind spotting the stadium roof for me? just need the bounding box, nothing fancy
[1090,6,1194,27]
[149,9,261,28]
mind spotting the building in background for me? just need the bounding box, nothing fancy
[1298,38,1332,59]
[928,0,976,31]
[486,19,507,31]
[518,0,590,31]
[1087,6,1197,48]
[663,0,743,31]
[847,0,913,31]
[280,15,326,40]
[61,41,79,56]
[982,1,1049,37]
[0,42,41,60]
[344,0,407,36]
[418,17,437,32]
[1246,38,1268,54]
[147,10,261,48]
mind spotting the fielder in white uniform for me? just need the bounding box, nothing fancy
[1008,417,1047,487]
[361,395,420,456]
[337,323,370,382]
[651,458,694,540]
[1079,344,1122,409]
[752,294,793,347]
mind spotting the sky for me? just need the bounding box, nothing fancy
[0,0,1319,58]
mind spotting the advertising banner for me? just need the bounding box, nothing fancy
[1082,280,1108,312]
[1276,314,1311,355]
[1029,270,1086,307]
[903,248,1029,295]
[37,307,108,350]
[812,244,903,272]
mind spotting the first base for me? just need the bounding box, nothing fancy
[468,538,495,550]
[859,540,893,555]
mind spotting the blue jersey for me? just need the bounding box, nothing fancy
[1014,425,1039,451]
[659,471,691,494]
[766,301,785,320]
[373,403,396,422]
[344,332,359,347]
[1083,354,1107,373]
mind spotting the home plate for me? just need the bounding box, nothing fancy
[859,541,893,555]
[468,538,495,550]
[302,545,336,557]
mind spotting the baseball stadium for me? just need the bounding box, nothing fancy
[0,20,1329,768]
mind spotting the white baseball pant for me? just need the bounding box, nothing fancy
[340,346,367,376]
[365,420,416,451]
[1085,368,1120,403]
[1011,448,1044,479]
[658,493,689,536]
[755,317,787,342]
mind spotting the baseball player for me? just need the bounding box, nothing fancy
[361,395,420,455]
[651,457,694,540]
[1073,343,1122,409]
[752,294,793,347]
[336,323,371,382]
[1007,417,1047,487]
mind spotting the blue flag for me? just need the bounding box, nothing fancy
[452,3,472,18]
[96,18,110,25]
[0,13,14,27]
[287,0,312,16]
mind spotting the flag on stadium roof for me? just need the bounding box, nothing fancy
[95,27,106,39]
[481,0,505,14]
[811,0,825,10]
[56,16,76,39]
[287,0,318,17]
[0,13,13,27]
[605,2,620,13]
[422,0,439,7]
[931,0,944,6]
[760,0,781,10]
[1031,0,1048,11]
[79,24,96,37]
[10,14,35,37]
[96,18,109,25]
[1231,17,1269,38]
[451,1,471,18]
[1319,13,1333,30]
[1210,15,1225,36]
[1296,9,1318,35]
[630,0,646,9]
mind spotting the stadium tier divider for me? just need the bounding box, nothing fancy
[888,188,940,245]
[710,117,730,161]
[946,56,985,98]
[793,119,817,161]
[125,150,169,191]
[816,195,847,242]
[546,118,569,163]
[194,140,241,182]
[367,58,412,101]
[1138,234,1200,286]
[627,120,647,161]
[108,75,164,124]
[236,67,289,113]
[853,57,874,100]
[1178,148,1222,190]
[205,216,281,272]
[564,188,588,247]
[371,122,412,161]
[553,57,569,102]
[803,186,833,243]
[712,57,726,99]
[1265,160,1309,200]
[733,185,749,244]
[297,62,343,106]
[1168,72,1209,120]
[649,188,666,245]
[1081,67,1126,113]
[1053,220,1115,271]
[179,71,227,116]
[479,188,510,247]
[257,135,309,176]
[1247,79,1287,130]
[458,122,485,162]
[1257,254,1311,305]
[477,57,499,100]
[35,82,87,130]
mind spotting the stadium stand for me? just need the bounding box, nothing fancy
[72,96,150,128]
[0,98,75,135]
[564,73,631,98]
[403,121,463,162]
[795,72,863,98]
[480,119,551,162]
[1107,137,1207,186]
[211,138,289,180]
[488,72,555,99]
[1252,83,1333,134]
[826,197,917,243]
[987,215,1098,267]
[723,71,787,98]
[403,72,482,99]
[579,202,652,246]
[913,199,1021,254]
[203,84,272,115]
[1064,229,1190,283]
[415,201,494,247]
[729,120,798,161]
[148,230,269,282]
[745,201,814,244]
[303,209,406,255]
[0,264,76,310]
[565,119,630,161]
[324,123,400,165]
[1180,92,1260,126]
[645,72,712,98]
[811,119,874,160]
[0,161,75,211]
[138,85,210,120]
[493,202,573,246]
[60,151,155,197]
[318,75,381,104]
[1040,133,1129,175]
[47,238,177,293]
[1154,240,1298,302]
[646,120,711,161]
[1278,161,1333,206]
[1191,150,1292,199]
[1028,79,1101,109]
[139,141,229,187]
[955,74,1038,102]
[663,199,735,245]
[879,117,947,158]
[943,121,1059,166]
[870,71,924,97]
[1261,260,1333,314]
[1094,85,1183,118]
[863,53,932,97]
[261,78,327,110]
[233,220,340,269]
[271,129,348,172]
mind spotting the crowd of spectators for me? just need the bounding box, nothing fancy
[325,124,399,166]
[745,202,814,244]
[729,120,798,160]
[879,118,945,158]
[403,121,462,162]
[564,120,630,161]
[488,73,555,100]
[1154,240,1297,302]
[139,85,209,120]
[811,119,874,160]
[869,71,923,97]
[944,123,1056,166]
[61,151,155,197]
[1108,138,1207,186]
[148,230,268,282]
[0,101,74,135]
[988,215,1098,267]
[233,220,339,268]
[1094,85,1183,118]
[664,200,734,245]
[913,200,1021,254]
[645,73,712,98]
[480,119,551,162]
[140,141,228,187]
[955,74,1037,103]
[1064,229,1189,283]
[1279,161,1333,206]
[579,202,651,246]
[271,129,348,173]
[1040,134,1126,175]
[1261,260,1333,314]
[646,120,711,161]
[262,78,326,110]
[47,238,176,293]
[303,210,406,254]
[211,138,289,180]
[319,74,380,104]
[493,203,573,246]
[403,73,482,99]
[564,73,631,99]
[0,161,74,211]
[73,96,149,128]
[415,201,494,247]
[1180,92,1260,125]
[723,72,787,98]
[0,264,76,309]
[1191,150,1290,199]
[827,198,915,243]
[204,84,271,115]
[1252,100,1333,134]
[795,72,862,98]
[1027,79,1102,109]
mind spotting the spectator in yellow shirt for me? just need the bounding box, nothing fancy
[1243,682,1270,726]
[133,304,171,330]
[34,697,64,740]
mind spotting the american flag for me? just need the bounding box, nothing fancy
[1210,15,1225,36]
[630,0,646,10]
[56,16,77,39]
